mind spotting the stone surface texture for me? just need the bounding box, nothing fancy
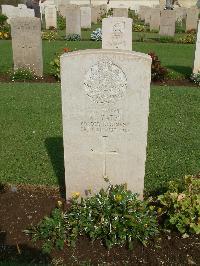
[66,6,81,36]
[10,17,43,76]
[102,17,133,51]
[113,8,128,17]
[45,5,57,29]
[159,10,176,36]
[61,49,152,199]
[193,20,200,74]
[80,6,91,28]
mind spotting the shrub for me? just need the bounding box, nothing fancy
[178,34,196,44]
[155,175,200,235]
[133,24,149,32]
[191,71,200,86]
[148,52,168,81]
[42,30,58,41]
[91,28,102,41]
[9,67,39,82]
[65,34,81,41]
[0,14,7,26]
[57,14,66,30]
[29,182,159,253]
[50,47,72,80]
[0,30,10,39]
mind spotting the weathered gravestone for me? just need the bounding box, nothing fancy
[138,6,149,21]
[91,6,100,24]
[186,8,199,31]
[102,17,132,50]
[175,7,187,22]
[45,5,57,29]
[66,6,81,37]
[193,20,200,74]
[61,49,152,198]
[113,8,128,18]
[144,7,152,25]
[159,10,176,36]
[10,17,43,76]
[150,8,160,31]
[80,6,91,29]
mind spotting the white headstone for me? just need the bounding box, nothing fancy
[193,20,200,74]
[45,5,57,29]
[10,17,43,77]
[186,8,199,31]
[159,10,176,36]
[66,6,81,36]
[61,49,152,199]
[150,8,160,31]
[102,17,133,51]
[80,6,91,29]
[113,8,128,18]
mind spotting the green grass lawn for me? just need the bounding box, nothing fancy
[0,38,195,78]
[0,83,199,195]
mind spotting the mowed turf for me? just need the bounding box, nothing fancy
[0,40,195,78]
[0,83,199,194]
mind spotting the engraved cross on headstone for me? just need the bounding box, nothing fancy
[91,135,118,177]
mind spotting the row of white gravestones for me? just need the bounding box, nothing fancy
[61,49,152,199]
[10,17,43,77]
[1,5,34,23]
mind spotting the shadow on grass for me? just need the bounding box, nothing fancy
[0,230,51,265]
[45,137,65,198]
[167,65,192,78]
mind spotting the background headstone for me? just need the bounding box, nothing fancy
[61,49,152,198]
[150,8,160,31]
[193,20,200,73]
[159,10,176,36]
[45,5,57,29]
[186,8,199,31]
[102,17,133,51]
[80,6,91,29]
[144,7,152,25]
[113,8,128,18]
[10,17,43,76]
[66,6,81,36]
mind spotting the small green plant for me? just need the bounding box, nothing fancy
[65,34,81,41]
[91,28,102,41]
[29,182,159,253]
[148,52,168,81]
[50,47,71,80]
[9,67,38,82]
[178,34,196,44]
[156,175,200,235]
[191,71,200,86]
[57,14,66,30]
[175,20,185,33]
[42,30,58,41]
[30,208,65,254]
[0,14,7,26]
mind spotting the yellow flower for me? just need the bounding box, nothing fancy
[0,32,2,36]
[72,192,80,198]
[57,200,62,207]
[4,33,8,38]
[115,194,122,202]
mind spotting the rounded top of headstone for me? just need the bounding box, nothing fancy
[60,49,152,63]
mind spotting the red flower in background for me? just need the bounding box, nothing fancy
[63,47,71,53]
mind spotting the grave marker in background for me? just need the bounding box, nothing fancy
[10,17,43,76]
[102,17,132,50]
[66,6,81,36]
[159,10,176,36]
